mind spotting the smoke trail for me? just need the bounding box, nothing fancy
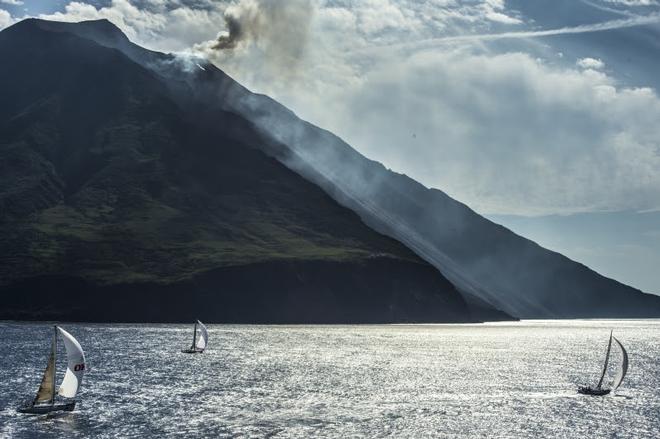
[208,0,313,57]
[193,0,314,90]
[213,13,244,50]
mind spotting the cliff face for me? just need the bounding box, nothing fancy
[0,19,478,323]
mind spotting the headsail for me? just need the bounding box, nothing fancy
[596,331,613,389]
[612,337,629,391]
[56,327,86,398]
[196,320,208,351]
[34,328,57,404]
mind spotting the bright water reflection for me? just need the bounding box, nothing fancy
[0,320,658,438]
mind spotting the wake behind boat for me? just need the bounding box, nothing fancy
[18,326,86,414]
[181,320,208,354]
[578,330,628,396]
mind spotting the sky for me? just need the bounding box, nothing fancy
[1,0,659,293]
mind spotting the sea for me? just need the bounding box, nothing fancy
[0,320,658,438]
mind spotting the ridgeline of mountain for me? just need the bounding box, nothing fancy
[0,18,484,323]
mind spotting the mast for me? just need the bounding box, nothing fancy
[51,325,57,407]
[191,322,197,350]
[596,330,613,389]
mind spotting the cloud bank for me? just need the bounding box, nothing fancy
[333,50,660,215]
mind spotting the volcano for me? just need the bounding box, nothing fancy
[0,18,483,323]
[1,18,658,322]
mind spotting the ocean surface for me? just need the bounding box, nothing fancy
[0,320,658,438]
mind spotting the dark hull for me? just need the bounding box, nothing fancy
[181,348,204,354]
[18,401,76,414]
[578,386,611,396]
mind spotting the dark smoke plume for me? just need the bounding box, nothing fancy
[209,0,313,57]
[212,13,243,50]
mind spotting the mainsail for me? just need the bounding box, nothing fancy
[57,327,86,398]
[34,328,57,404]
[196,320,208,351]
[191,321,198,350]
[596,330,613,389]
[611,336,629,391]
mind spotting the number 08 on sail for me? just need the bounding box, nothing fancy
[18,326,87,414]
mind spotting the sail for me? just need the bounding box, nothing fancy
[195,320,208,351]
[612,337,629,390]
[34,330,57,404]
[57,327,86,398]
[596,331,613,389]
[190,321,197,349]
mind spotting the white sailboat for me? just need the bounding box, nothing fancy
[578,330,629,396]
[181,320,208,353]
[18,326,87,414]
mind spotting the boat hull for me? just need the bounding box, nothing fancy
[181,348,204,354]
[18,401,76,414]
[577,386,611,396]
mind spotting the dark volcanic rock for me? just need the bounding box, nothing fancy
[0,19,478,323]
[0,258,469,324]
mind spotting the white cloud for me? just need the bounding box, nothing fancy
[322,51,660,215]
[577,57,605,69]
[1,0,23,5]
[482,0,522,24]
[0,9,13,30]
[38,0,225,52]
[38,0,164,41]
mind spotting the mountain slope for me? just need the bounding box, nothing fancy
[231,96,660,318]
[0,19,477,323]
[116,27,660,319]
[227,89,660,319]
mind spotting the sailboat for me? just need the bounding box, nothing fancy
[18,326,86,414]
[181,320,208,353]
[578,330,629,396]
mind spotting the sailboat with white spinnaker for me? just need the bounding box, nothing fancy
[18,326,87,414]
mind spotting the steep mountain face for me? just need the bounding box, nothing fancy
[123,29,660,320]
[5,18,658,321]
[228,98,660,318]
[223,88,660,319]
[0,19,477,323]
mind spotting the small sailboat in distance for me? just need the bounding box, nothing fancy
[578,330,629,396]
[18,326,86,414]
[181,320,208,353]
